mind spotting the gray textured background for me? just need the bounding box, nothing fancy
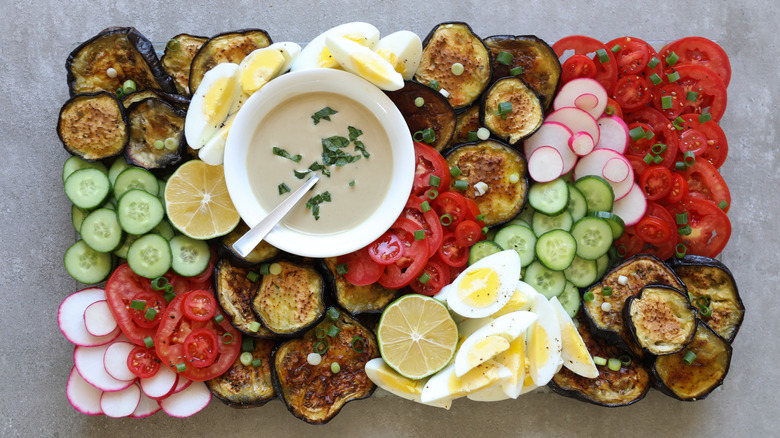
[1,1,777,436]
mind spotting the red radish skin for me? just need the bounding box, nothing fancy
[100,384,141,418]
[59,287,121,347]
[159,381,212,418]
[66,366,103,416]
[611,182,647,226]
[603,157,630,183]
[130,392,161,418]
[524,122,578,174]
[546,107,601,146]
[74,344,136,392]
[84,300,117,337]
[528,146,564,182]
[595,116,629,154]
[569,131,594,156]
[103,341,137,382]
[140,365,178,400]
[553,77,608,118]
[173,376,193,394]
[574,149,635,200]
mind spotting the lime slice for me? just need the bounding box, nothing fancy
[377,294,458,380]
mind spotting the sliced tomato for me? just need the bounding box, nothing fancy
[412,141,450,197]
[127,346,160,379]
[614,226,643,258]
[605,36,663,78]
[105,264,169,346]
[402,195,443,254]
[611,74,652,111]
[653,83,686,120]
[636,216,673,245]
[663,172,689,204]
[665,64,727,122]
[155,290,241,381]
[676,113,728,168]
[187,245,216,283]
[553,35,618,92]
[561,54,598,83]
[183,327,220,368]
[666,197,731,258]
[455,220,482,247]
[626,154,649,183]
[604,97,623,120]
[432,191,469,230]
[128,290,166,329]
[438,232,469,267]
[658,37,731,86]
[678,159,731,212]
[338,247,384,286]
[641,202,678,260]
[639,166,673,201]
[378,218,429,289]
[624,107,679,168]
[182,290,217,322]
[368,231,404,265]
[408,257,450,296]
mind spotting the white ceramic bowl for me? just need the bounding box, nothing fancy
[224,68,414,258]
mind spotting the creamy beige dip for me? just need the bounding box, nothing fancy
[247,91,393,235]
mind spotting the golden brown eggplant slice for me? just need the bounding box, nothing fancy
[322,257,397,314]
[125,97,185,170]
[652,320,732,401]
[214,258,275,338]
[219,221,281,266]
[251,259,326,337]
[670,255,744,343]
[444,140,528,226]
[415,22,492,110]
[449,105,481,147]
[58,91,128,161]
[189,29,272,94]
[484,35,561,111]
[161,33,208,96]
[481,76,543,145]
[624,285,697,356]
[66,27,176,96]
[121,88,190,109]
[206,337,276,408]
[385,81,456,152]
[272,308,378,424]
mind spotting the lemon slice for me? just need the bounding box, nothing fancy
[377,294,458,380]
[164,160,240,240]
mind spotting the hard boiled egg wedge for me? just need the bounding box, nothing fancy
[447,250,521,319]
[197,113,236,166]
[454,311,537,377]
[364,358,451,409]
[267,41,301,73]
[325,35,404,91]
[238,47,287,95]
[291,22,380,71]
[550,296,598,378]
[420,360,512,404]
[184,62,242,149]
[526,293,563,387]
[374,30,422,80]
[492,280,538,317]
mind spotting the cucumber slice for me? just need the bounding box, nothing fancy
[573,175,614,213]
[151,219,176,240]
[169,235,210,277]
[535,229,577,271]
[493,224,537,267]
[532,210,573,237]
[117,189,164,235]
[566,184,588,222]
[557,281,581,318]
[570,217,614,260]
[588,211,625,239]
[528,178,569,215]
[64,240,112,284]
[80,208,124,253]
[127,234,172,278]
[114,233,140,259]
[63,155,108,183]
[108,157,132,186]
[524,260,566,299]
[468,240,503,265]
[71,205,89,233]
[595,252,610,280]
[505,217,532,229]
[517,203,535,224]
[64,168,111,210]
[563,255,598,288]
[113,167,159,199]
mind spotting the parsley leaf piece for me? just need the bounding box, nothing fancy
[311,107,337,125]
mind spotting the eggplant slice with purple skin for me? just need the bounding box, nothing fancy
[624,284,698,356]
[67,27,176,97]
[480,76,544,145]
[124,97,185,170]
[206,337,277,408]
[161,33,208,96]
[321,257,398,315]
[214,257,276,338]
[58,91,129,161]
[188,29,272,94]
[385,81,456,152]
[218,220,281,267]
[450,104,481,147]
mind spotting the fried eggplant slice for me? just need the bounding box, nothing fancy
[272,308,378,424]
[444,140,528,226]
[58,91,128,161]
[122,88,190,109]
[251,259,326,337]
[652,320,732,401]
[450,105,481,147]
[161,33,208,95]
[125,97,185,170]
[206,337,276,408]
[484,35,561,111]
[322,257,397,314]
[582,255,685,357]
[189,29,272,94]
[385,81,456,152]
[415,22,492,110]
[215,258,275,338]
[624,285,697,356]
[670,255,744,343]
[219,221,281,266]
[481,76,543,145]
[67,27,175,96]
[549,315,651,407]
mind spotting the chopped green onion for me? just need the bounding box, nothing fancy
[629,126,646,141]
[676,212,689,225]
[351,336,366,353]
[122,80,137,94]
[453,180,468,190]
[337,263,349,275]
[682,351,697,365]
[247,271,260,282]
[651,143,667,155]
[440,214,453,226]
[604,105,615,115]
[583,291,595,302]
[667,71,680,83]
[648,57,660,69]
[151,277,169,290]
[164,137,178,151]
[429,80,440,90]
[331,362,341,373]
[420,201,431,212]
[672,116,686,130]
[698,113,712,123]
[251,358,263,367]
[616,244,627,258]
[248,321,261,333]
[427,189,439,200]
[313,340,328,355]
[418,272,431,284]
[509,66,524,76]
[429,175,441,188]
[222,332,234,344]
[451,62,465,75]
[699,305,713,318]
[143,337,154,348]
[315,327,327,339]
[242,337,255,352]
[153,140,165,150]
[661,95,673,110]
[326,307,340,321]
[675,243,687,258]
[278,182,291,195]
[645,130,655,140]
[214,314,224,324]
[683,150,696,167]
[163,291,176,302]
[269,263,282,275]
[144,308,157,321]
[618,355,632,366]
[476,213,485,222]
[593,356,607,366]
[414,97,425,107]
[678,224,692,236]
[166,39,180,51]
[596,48,609,63]
[414,229,426,240]
[450,166,462,177]
[130,299,146,310]
[610,44,621,53]
[259,263,271,275]
[482,226,489,235]
[607,357,621,371]
[349,180,356,187]
[496,51,513,65]
[240,352,253,366]
[467,130,479,141]
[509,172,520,184]
[115,87,125,98]
[413,128,436,144]
[602,286,613,297]
[494,102,513,119]
[666,51,679,66]
[649,73,662,85]
[327,324,340,338]
[176,363,187,373]
[643,153,655,165]
[675,161,687,171]
[718,200,729,210]
[686,91,699,102]
[696,296,711,307]
[652,154,663,164]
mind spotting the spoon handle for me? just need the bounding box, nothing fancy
[232,173,321,258]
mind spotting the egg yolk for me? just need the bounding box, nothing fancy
[561,323,590,364]
[318,34,369,68]
[465,335,510,370]
[457,268,501,308]
[447,361,504,397]
[240,49,285,94]
[202,76,237,123]
[376,48,406,77]
[377,367,423,395]
[495,337,525,387]
[493,289,532,317]
[528,324,550,377]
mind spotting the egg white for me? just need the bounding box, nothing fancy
[374,30,422,80]
[267,41,301,73]
[550,296,598,379]
[184,62,242,150]
[526,294,563,386]
[364,358,451,409]
[420,360,512,404]
[447,250,521,319]
[454,311,537,377]
[325,35,404,91]
[290,22,380,71]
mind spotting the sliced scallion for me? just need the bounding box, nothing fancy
[698,113,712,123]
[676,212,689,225]
[648,57,660,69]
[143,337,154,348]
[242,337,255,352]
[429,175,441,188]
[331,362,341,373]
[665,51,679,66]
[248,321,261,333]
[451,62,465,75]
[337,263,349,275]
[453,180,468,190]
[130,299,146,310]
[418,272,430,284]
[667,71,680,83]
[718,200,729,210]
[496,51,513,65]
[467,130,479,141]
[176,363,187,373]
[240,352,253,366]
[661,95,673,110]
[214,314,224,324]
[610,44,621,53]
[414,97,425,107]
[494,102,513,119]
[251,358,263,367]
[682,351,697,365]
[675,243,687,258]
[649,73,662,85]
[450,166,462,177]
[607,357,621,371]
[420,201,431,212]
[593,356,607,366]
[509,66,524,76]
[351,336,366,353]
[629,126,646,141]
[144,307,157,321]
[678,224,692,236]
[440,214,453,226]
[246,271,259,282]
[686,91,699,102]
[596,48,609,63]
[314,340,328,355]
[326,307,340,321]
[602,286,613,297]
[414,230,426,240]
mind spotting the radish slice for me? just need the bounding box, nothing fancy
[553,78,608,119]
[595,116,629,154]
[84,300,117,337]
[546,107,600,146]
[103,341,137,382]
[66,366,103,415]
[74,344,135,392]
[59,288,120,347]
[573,149,634,200]
[159,381,212,418]
[100,384,141,418]
[569,131,594,156]
[173,376,193,394]
[523,122,577,174]
[611,183,648,226]
[140,365,178,400]
[603,157,630,183]
[528,146,564,183]
[130,392,161,418]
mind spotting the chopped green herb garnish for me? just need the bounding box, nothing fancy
[311,106,337,125]
[278,182,291,195]
[272,146,302,163]
[306,191,332,220]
